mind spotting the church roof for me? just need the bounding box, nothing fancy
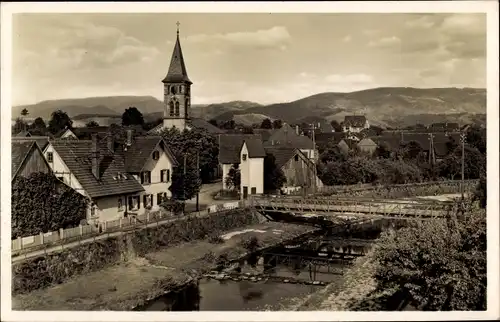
[162,31,192,84]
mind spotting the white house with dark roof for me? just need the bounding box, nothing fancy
[44,131,177,223]
[264,123,317,160]
[239,139,266,199]
[342,115,370,133]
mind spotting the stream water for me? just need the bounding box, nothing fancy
[136,220,390,311]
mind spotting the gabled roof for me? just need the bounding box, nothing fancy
[121,136,178,172]
[266,123,314,149]
[253,129,274,142]
[344,115,367,127]
[54,128,76,138]
[314,132,346,147]
[50,140,144,198]
[189,118,226,134]
[242,139,266,158]
[218,134,262,164]
[12,141,35,179]
[14,131,31,137]
[72,126,110,139]
[162,32,191,84]
[264,146,313,169]
[12,136,50,151]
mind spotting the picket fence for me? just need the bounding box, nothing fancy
[12,200,247,254]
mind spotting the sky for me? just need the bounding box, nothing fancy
[12,12,486,106]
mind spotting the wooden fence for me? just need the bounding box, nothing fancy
[12,201,247,255]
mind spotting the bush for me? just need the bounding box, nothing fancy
[358,203,486,310]
[160,199,185,215]
[208,233,225,244]
[12,172,89,238]
[239,236,261,252]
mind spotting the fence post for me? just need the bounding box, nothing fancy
[147,212,150,223]
[119,218,123,228]
[18,236,22,250]
[40,232,44,245]
[59,228,64,240]
[79,225,83,236]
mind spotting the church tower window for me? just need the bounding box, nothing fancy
[175,101,180,116]
[169,101,174,116]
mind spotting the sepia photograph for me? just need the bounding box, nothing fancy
[1,1,498,321]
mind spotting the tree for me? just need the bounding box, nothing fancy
[221,120,235,130]
[474,171,486,208]
[465,125,486,154]
[121,107,144,126]
[330,120,342,132]
[260,118,273,129]
[12,172,89,238]
[169,157,202,202]
[438,145,485,180]
[48,110,73,134]
[225,164,241,191]
[400,141,423,160]
[360,204,486,310]
[29,117,48,136]
[263,154,287,192]
[12,118,28,134]
[374,142,392,159]
[85,120,100,128]
[272,119,282,129]
[21,108,29,117]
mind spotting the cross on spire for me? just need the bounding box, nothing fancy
[176,21,180,35]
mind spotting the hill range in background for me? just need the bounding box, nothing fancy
[12,87,486,128]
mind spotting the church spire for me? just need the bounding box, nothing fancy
[162,21,192,84]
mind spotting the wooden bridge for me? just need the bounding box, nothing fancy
[249,195,456,225]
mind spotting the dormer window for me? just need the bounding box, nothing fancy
[294,155,299,161]
[153,151,160,160]
[242,154,247,161]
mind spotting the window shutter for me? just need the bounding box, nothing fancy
[143,195,146,207]
[167,169,170,182]
[148,171,151,183]
[160,170,164,182]
[157,193,162,205]
[140,173,144,184]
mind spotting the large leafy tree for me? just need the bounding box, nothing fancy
[272,119,283,129]
[29,117,48,136]
[438,145,485,180]
[122,107,144,126]
[330,120,342,132]
[357,204,486,310]
[260,118,273,129]
[263,154,286,192]
[12,118,28,134]
[48,110,73,134]
[12,173,89,238]
[20,108,29,117]
[465,125,486,154]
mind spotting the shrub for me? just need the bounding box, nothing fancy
[240,236,261,252]
[12,172,89,238]
[208,233,225,244]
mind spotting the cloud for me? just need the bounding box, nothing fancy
[404,15,438,29]
[342,35,352,42]
[325,73,374,85]
[185,26,292,50]
[22,21,161,71]
[368,36,401,48]
[299,72,316,78]
[440,14,486,37]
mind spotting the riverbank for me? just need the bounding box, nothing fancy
[13,221,317,310]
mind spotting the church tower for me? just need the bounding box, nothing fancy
[162,22,192,130]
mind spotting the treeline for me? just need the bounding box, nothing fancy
[316,125,486,186]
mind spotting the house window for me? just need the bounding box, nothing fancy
[175,102,180,116]
[118,198,124,211]
[47,152,53,163]
[251,187,257,195]
[157,192,168,205]
[128,196,140,211]
[161,169,170,182]
[153,151,160,160]
[140,171,151,185]
[143,194,153,209]
[294,155,299,161]
[169,101,175,116]
[90,203,96,217]
[242,154,247,161]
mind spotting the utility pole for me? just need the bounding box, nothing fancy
[310,123,317,195]
[196,151,200,212]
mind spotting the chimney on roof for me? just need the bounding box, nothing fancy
[91,134,100,179]
[107,134,114,152]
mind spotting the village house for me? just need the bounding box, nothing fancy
[54,127,78,139]
[342,115,370,133]
[264,145,323,195]
[356,137,378,156]
[239,139,266,199]
[264,123,317,160]
[11,140,52,181]
[43,131,177,223]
